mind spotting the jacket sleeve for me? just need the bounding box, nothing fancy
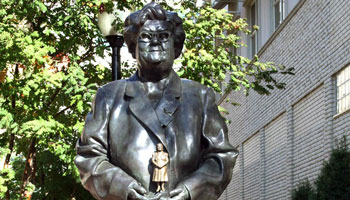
[182,88,239,200]
[75,87,136,200]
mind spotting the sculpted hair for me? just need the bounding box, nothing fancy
[123,2,186,59]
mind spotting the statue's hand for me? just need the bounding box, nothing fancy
[168,185,189,200]
[127,181,148,200]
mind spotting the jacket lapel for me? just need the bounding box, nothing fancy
[155,70,182,127]
[124,70,182,151]
[125,75,168,151]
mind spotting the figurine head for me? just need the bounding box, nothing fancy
[156,143,164,151]
[124,3,185,80]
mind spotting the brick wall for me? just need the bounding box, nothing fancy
[219,0,350,199]
[243,133,261,200]
[334,112,350,142]
[264,113,287,200]
[292,85,325,185]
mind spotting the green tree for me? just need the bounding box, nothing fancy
[0,0,292,199]
[291,180,316,200]
[291,137,350,200]
[177,1,293,96]
[315,137,350,200]
[0,0,138,199]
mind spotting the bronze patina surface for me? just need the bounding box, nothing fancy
[75,3,238,200]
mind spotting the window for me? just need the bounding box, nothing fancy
[274,0,286,29]
[336,65,350,114]
[250,2,257,57]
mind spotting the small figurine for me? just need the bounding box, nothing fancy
[152,143,169,192]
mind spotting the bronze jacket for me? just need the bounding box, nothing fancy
[75,70,238,200]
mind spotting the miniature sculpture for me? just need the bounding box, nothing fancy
[75,2,238,200]
[152,143,169,193]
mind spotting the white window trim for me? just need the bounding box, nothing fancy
[334,64,350,118]
[273,0,287,29]
[249,0,258,58]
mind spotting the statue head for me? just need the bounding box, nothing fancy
[156,143,164,151]
[124,3,185,81]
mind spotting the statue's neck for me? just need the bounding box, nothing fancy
[141,75,169,108]
[138,68,171,83]
[142,78,168,93]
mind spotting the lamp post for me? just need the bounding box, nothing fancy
[98,7,124,81]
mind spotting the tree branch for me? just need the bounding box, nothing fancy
[78,41,105,64]
[54,104,75,118]
[46,81,67,108]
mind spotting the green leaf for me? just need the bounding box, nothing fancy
[37,2,47,12]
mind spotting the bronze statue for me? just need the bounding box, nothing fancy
[75,2,238,200]
[152,143,169,193]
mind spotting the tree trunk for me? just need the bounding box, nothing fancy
[3,133,15,169]
[20,137,37,199]
[3,64,19,200]
[3,133,14,200]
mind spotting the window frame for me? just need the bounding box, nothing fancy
[249,1,258,58]
[335,64,350,115]
[273,0,286,29]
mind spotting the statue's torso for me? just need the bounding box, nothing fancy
[104,79,207,192]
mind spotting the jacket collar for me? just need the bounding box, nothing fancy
[125,70,181,98]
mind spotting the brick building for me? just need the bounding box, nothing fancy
[213,0,350,199]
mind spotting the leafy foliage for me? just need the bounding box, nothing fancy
[0,0,136,199]
[177,1,294,95]
[122,1,294,96]
[0,0,293,199]
[291,180,316,200]
[291,137,350,200]
[314,136,350,200]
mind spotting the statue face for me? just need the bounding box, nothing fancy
[136,20,175,76]
[157,143,163,151]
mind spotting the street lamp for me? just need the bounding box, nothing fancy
[98,7,124,81]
